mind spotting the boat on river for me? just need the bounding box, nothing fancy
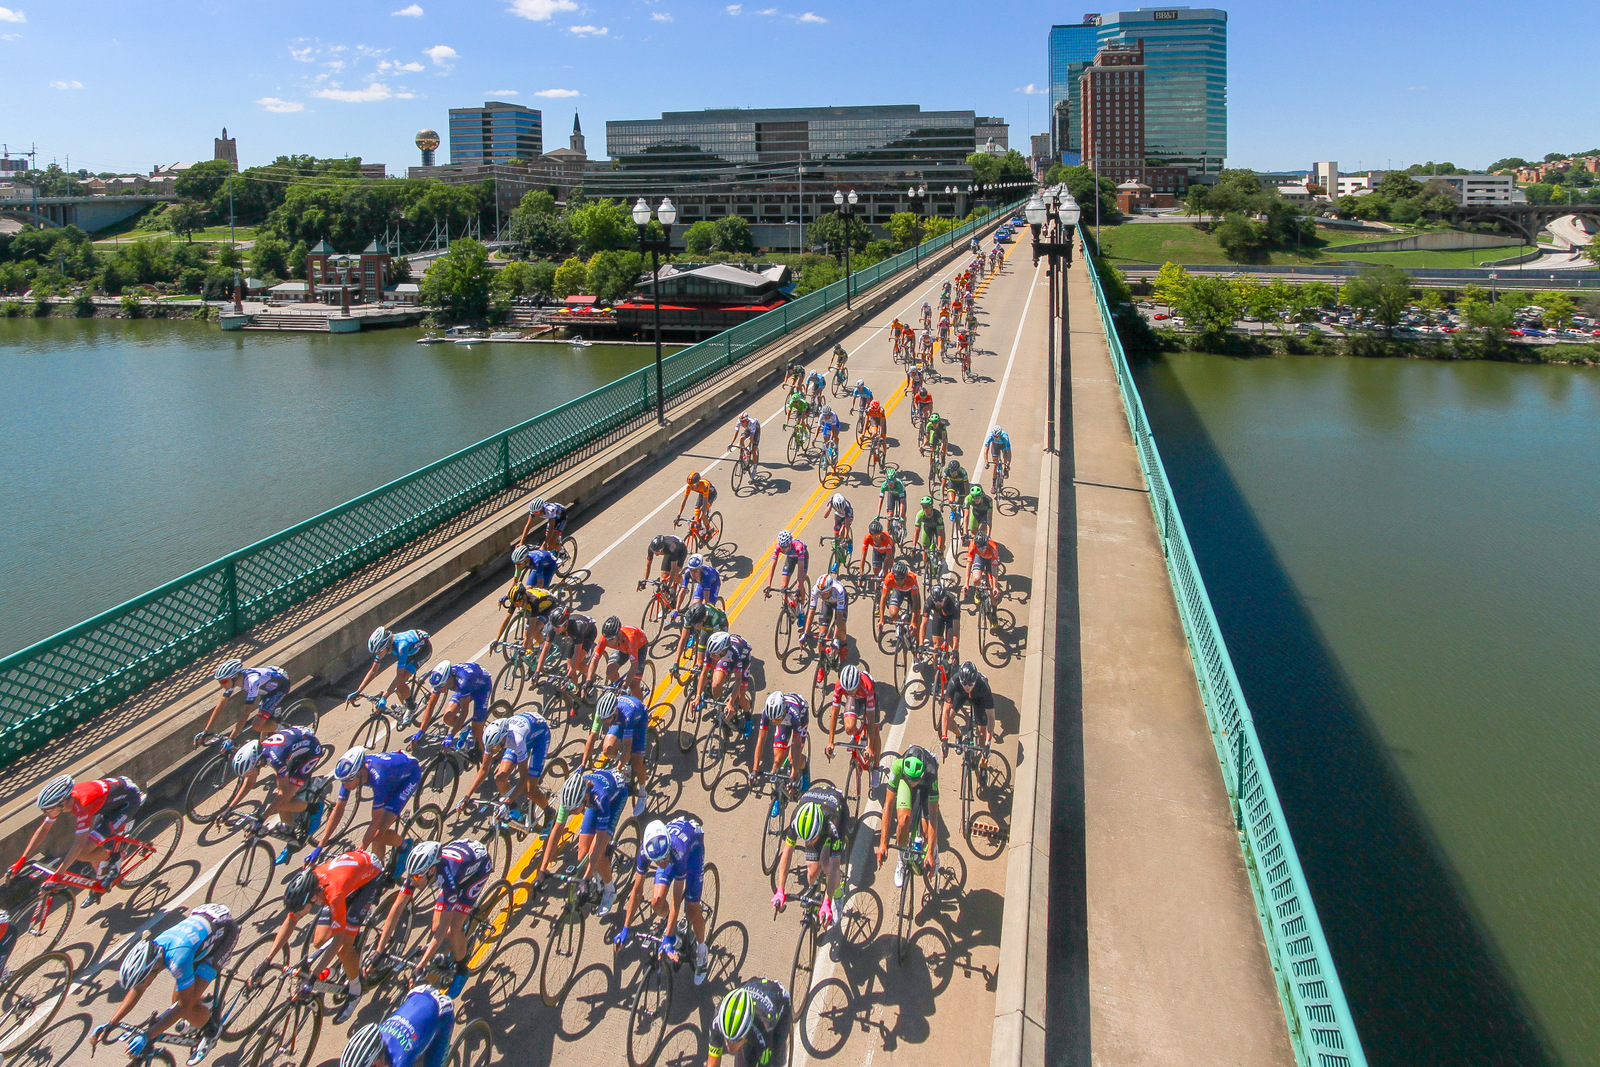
[568,334,593,348]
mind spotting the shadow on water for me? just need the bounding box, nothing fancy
[1132,355,1553,1067]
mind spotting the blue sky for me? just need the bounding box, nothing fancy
[2,0,1594,176]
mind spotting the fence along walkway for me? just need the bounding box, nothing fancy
[1082,234,1370,1067]
[0,202,1023,771]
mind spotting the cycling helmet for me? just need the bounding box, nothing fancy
[776,530,793,548]
[426,661,454,689]
[404,840,443,881]
[119,932,163,989]
[333,747,368,783]
[991,425,1004,439]
[892,559,909,578]
[868,519,883,536]
[967,485,984,500]
[642,820,672,866]
[231,741,263,775]
[957,661,981,687]
[719,987,758,1045]
[367,627,392,656]
[946,459,962,475]
[483,718,511,752]
[794,801,825,845]
[548,604,569,626]
[739,411,750,422]
[341,1024,387,1067]
[830,493,847,510]
[602,616,621,639]
[683,603,707,629]
[36,774,74,811]
[686,554,705,572]
[214,658,246,683]
[527,498,546,515]
[839,664,862,692]
[900,753,927,782]
[930,412,942,424]
[686,472,701,484]
[920,495,934,507]
[649,534,671,554]
[559,772,592,812]
[707,632,731,656]
[283,868,319,912]
[821,405,834,417]
[764,692,788,715]
[512,544,533,566]
[595,691,619,722]
[973,533,989,548]
[855,379,865,389]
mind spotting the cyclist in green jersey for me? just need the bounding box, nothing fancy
[785,389,811,425]
[877,467,906,524]
[942,459,969,505]
[922,412,948,457]
[675,601,728,664]
[874,745,942,888]
[912,496,945,557]
[965,485,994,540]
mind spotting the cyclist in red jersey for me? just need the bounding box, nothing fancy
[588,616,651,699]
[266,848,386,1024]
[11,775,145,893]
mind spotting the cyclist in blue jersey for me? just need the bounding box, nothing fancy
[518,496,569,553]
[93,903,238,1064]
[535,768,632,916]
[459,709,554,823]
[200,658,291,745]
[982,425,1011,480]
[849,379,873,416]
[753,691,810,794]
[511,542,560,589]
[614,816,711,985]
[350,627,434,709]
[410,660,493,755]
[227,725,327,863]
[582,691,651,815]
[809,405,842,451]
[378,839,493,997]
[805,370,827,406]
[312,747,422,866]
[338,986,455,1067]
[763,530,810,601]
[694,631,754,721]
[681,553,722,608]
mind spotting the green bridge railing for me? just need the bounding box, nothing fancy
[0,200,1024,771]
[1082,234,1369,1067]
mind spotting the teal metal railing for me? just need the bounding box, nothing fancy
[1081,235,1369,1067]
[0,201,1025,770]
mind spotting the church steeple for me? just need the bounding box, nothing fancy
[570,112,585,156]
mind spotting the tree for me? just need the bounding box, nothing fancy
[1538,291,1577,329]
[568,199,635,256]
[492,259,541,299]
[1301,280,1338,308]
[166,201,207,242]
[525,259,558,297]
[886,212,924,250]
[1461,291,1514,349]
[506,189,572,257]
[1376,171,1423,201]
[1343,264,1411,332]
[419,237,493,321]
[1214,212,1267,262]
[1152,261,1191,312]
[1053,165,1119,223]
[996,149,1034,182]
[585,249,643,302]
[1488,157,1530,173]
[807,210,871,254]
[922,216,957,240]
[175,160,234,207]
[1176,275,1242,343]
[552,256,587,298]
[711,215,753,254]
[1584,241,1600,268]
[967,152,1002,187]
[682,221,719,255]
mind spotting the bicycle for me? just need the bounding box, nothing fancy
[865,432,887,479]
[752,763,806,877]
[0,949,72,1060]
[185,695,322,825]
[948,725,1007,857]
[785,417,811,465]
[674,510,723,555]
[731,439,760,491]
[767,585,806,660]
[829,730,878,812]
[831,363,848,396]
[807,635,847,712]
[620,864,721,1067]
[346,691,426,753]
[204,791,355,923]
[819,535,855,584]
[958,341,973,380]
[689,688,754,791]
[989,457,1010,496]
[776,876,827,999]
[874,602,915,687]
[907,644,957,729]
[639,576,682,636]
[886,789,946,966]
[925,434,948,486]
[817,435,840,484]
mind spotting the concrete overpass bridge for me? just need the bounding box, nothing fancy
[0,215,1364,1067]
[0,194,167,233]
[1425,201,1600,244]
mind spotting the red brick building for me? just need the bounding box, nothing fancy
[1080,40,1146,187]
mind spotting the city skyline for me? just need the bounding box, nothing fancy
[0,0,1594,176]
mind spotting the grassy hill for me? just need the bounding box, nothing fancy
[1089,222,1525,268]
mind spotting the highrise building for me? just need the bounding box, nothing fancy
[1080,40,1145,186]
[448,101,543,165]
[213,128,237,170]
[1048,20,1100,164]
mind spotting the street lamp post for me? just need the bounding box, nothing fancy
[633,196,677,425]
[1028,187,1081,454]
[833,189,858,308]
[908,184,927,264]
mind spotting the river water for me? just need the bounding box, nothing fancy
[1135,352,1600,1066]
[0,318,656,658]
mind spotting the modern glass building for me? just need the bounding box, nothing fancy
[1049,7,1227,179]
[448,101,543,165]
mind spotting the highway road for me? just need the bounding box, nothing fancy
[12,235,1051,1067]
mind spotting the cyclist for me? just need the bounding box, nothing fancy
[676,471,718,534]
[534,604,598,689]
[770,781,849,927]
[95,903,238,1064]
[956,329,972,368]
[921,581,962,660]
[878,465,907,527]
[350,627,433,710]
[943,458,970,511]
[752,691,809,795]
[969,234,981,253]
[878,559,922,639]
[410,660,494,755]
[783,360,805,393]
[492,581,559,658]
[863,397,887,442]
[680,553,723,611]
[920,302,932,329]
[581,690,651,815]
[510,541,560,592]
[337,986,454,1067]
[763,530,810,603]
[459,709,553,824]
[534,767,632,916]
[811,404,843,454]
[314,746,421,865]
[728,411,762,469]
[381,838,494,997]
[918,328,934,363]
[859,518,895,584]
[640,531,689,604]
[518,496,569,554]
[199,658,291,744]
[784,385,811,431]
[707,979,791,1067]
[941,661,998,758]
[829,342,848,375]
[589,616,650,700]
[674,600,728,673]
[849,379,873,419]
[269,848,387,1024]
[614,816,711,985]
[804,571,850,650]
[228,725,326,863]
[965,532,1002,603]
[922,411,949,460]
[695,631,754,722]
[875,745,942,888]
[983,425,1012,484]
[806,368,828,406]
[824,492,854,562]
[825,664,882,766]
[12,775,145,902]
[913,495,946,561]
[965,484,995,542]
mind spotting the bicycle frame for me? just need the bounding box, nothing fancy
[22,826,154,895]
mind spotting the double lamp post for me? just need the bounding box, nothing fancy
[1026,188,1081,454]
[832,189,858,308]
[632,196,677,425]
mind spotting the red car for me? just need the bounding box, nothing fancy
[1153,313,1169,320]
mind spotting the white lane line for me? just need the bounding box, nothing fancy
[75,848,236,982]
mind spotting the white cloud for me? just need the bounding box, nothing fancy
[289,44,314,61]
[391,3,423,14]
[568,24,607,34]
[380,59,425,72]
[256,96,305,112]
[1,32,18,40]
[424,44,457,66]
[534,87,580,97]
[0,7,24,23]
[756,7,776,13]
[651,11,673,20]
[1017,83,1044,95]
[507,0,577,19]
[314,82,409,103]
[486,89,519,96]
[726,4,741,13]
[793,11,825,22]
[49,79,83,90]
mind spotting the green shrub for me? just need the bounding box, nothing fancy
[0,300,20,317]
[120,294,141,318]
[72,291,95,316]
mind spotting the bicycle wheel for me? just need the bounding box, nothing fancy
[0,951,71,1059]
[501,615,528,663]
[703,511,724,548]
[122,809,183,889]
[350,713,391,752]
[895,864,915,964]
[774,603,795,659]
[789,917,818,1001]
[185,751,236,825]
[786,430,802,465]
[278,698,321,733]
[642,591,668,635]
[420,753,462,816]
[465,881,518,975]
[731,455,746,492]
[494,658,528,706]
[699,862,721,934]
[817,453,831,485]
[216,934,288,1043]
[698,725,728,791]
[245,998,321,1067]
[557,535,580,577]
[625,956,672,1067]
[760,790,786,876]
[447,1019,494,1067]
[207,838,276,921]
[539,901,586,1007]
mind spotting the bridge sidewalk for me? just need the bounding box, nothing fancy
[1066,263,1294,1065]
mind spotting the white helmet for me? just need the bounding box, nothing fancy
[641,820,672,866]
[36,774,74,811]
[560,772,592,812]
[595,690,619,721]
[426,661,453,689]
[341,1024,387,1067]
[213,658,246,682]
[483,718,511,751]
[333,747,368,782]
[119,931,163,989]
[830,493,846,509]
[991,425,1003,438]
[707,632,731,656]
[686,554,705,571]
[776,530,793,547]
[232,740,263,774]
[512,544,533,566]
[764,692,787,715]
[404,840,443,881]
[838,664,862,692]
[367,627,392,656]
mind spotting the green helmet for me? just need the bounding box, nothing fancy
[920,495,934,507]
[900,754,927,782]
[794,801,825,845]
[967,485,983,500]
[719,987,757,1045]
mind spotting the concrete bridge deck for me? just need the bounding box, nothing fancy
[0,243,1292,1067]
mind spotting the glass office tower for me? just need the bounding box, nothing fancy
[448,101,543,165]
[1048,21,1100,164]
[1095,8,1227,179]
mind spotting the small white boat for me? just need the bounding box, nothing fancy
[488,331,522,341]
[416,333,452,344]
[567,333,593,348]
[453,336,481,345]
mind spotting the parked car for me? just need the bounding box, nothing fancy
[1153,313,1169,320]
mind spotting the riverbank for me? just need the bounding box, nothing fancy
[1125,324,1600,365]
